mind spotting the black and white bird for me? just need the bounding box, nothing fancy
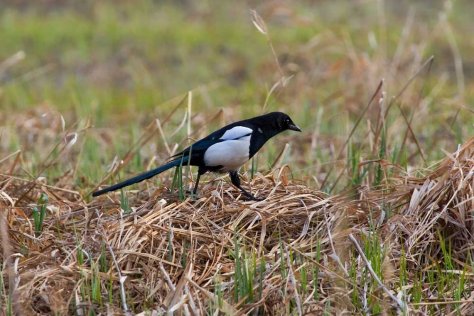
[92,112,301,200]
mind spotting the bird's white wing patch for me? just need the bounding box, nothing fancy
[204,135,251,171]
[220,126,253,140]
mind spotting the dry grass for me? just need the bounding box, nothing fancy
[385,137,474,267]
[1,138,473,314]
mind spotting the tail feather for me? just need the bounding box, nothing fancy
[92,158,185,197]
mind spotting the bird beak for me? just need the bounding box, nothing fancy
[288,123,302,132]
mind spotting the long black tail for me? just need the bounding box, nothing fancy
[92,158,185,197]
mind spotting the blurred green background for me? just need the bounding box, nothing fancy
[1,0,473,192]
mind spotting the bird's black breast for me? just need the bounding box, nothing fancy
[248,129,268,159]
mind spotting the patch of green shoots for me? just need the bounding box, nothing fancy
[348,141,368,189]
[108,275,114,305]
[1,269,12,316]
[399,247,407,289]
[349,254,361,309]
[349,141,362,187]
[91,261,102,306]
[232,235,265,305]
[250,156,257,179]
[278,234,287,280]
[32,193,48,236]
[214,276,224,312]
[362,230,385,314]
[312,239,321,301]
[411,272,422,305]
[99,242,108,273]
[438,230,456,293]
[454,267,467,314]
[436,265,446,298]
[167,226,174,264]
[438,231,454,271]
[180,240,189,268]
[120,189,131,214]
[299,255,308,298]
[171,159,185,201]
[7,295,12,316]
[323,299,331,315]
[77,243,85,266]
[374,127,386,187]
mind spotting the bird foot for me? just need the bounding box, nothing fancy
[241,192,265,201]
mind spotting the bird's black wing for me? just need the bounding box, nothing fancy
[168,121,253,163]
[169,138,225,165]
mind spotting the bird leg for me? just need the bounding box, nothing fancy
[192,167,205,196]
[229,171,263,201]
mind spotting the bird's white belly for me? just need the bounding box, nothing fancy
[204,136,250,171]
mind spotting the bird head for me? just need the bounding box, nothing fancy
[272,112,301,133]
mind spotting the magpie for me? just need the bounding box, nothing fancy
[92,112,301,200]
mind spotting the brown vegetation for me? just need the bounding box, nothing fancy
[1,138,473,314]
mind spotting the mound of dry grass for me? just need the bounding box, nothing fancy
[2,167,351,314]
[103,171,337,314]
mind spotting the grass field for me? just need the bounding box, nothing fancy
[1,0,474,314]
